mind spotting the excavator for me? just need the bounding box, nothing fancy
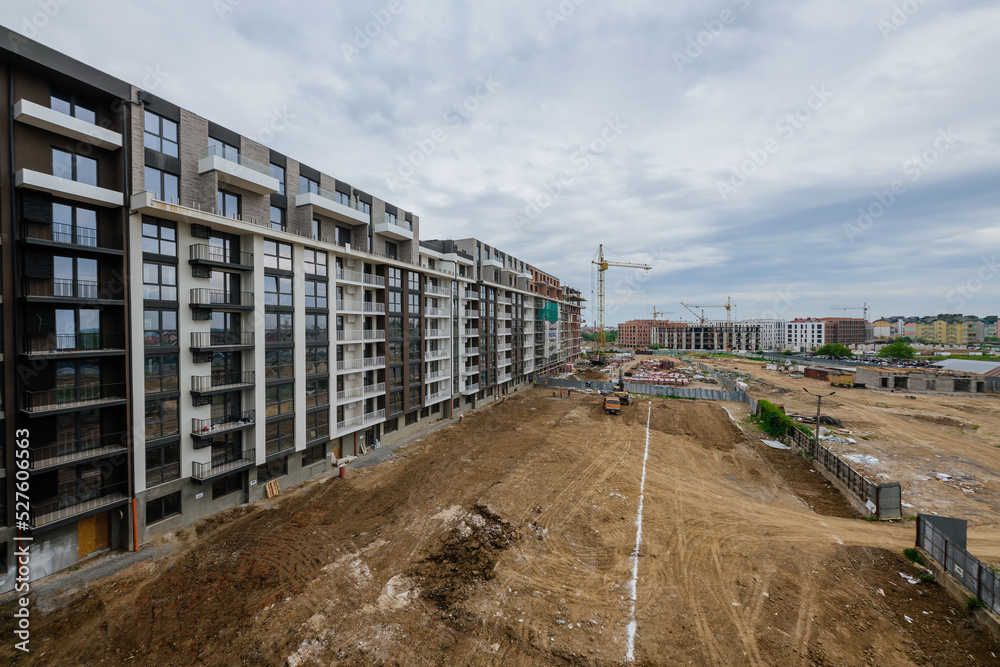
[612,368,632,406]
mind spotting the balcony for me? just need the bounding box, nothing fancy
[23,382,127,414]
[14,99,123,149]
[364,302,386,314]
[374,215,413,240]
[425,390,450,405]
[336,329,386,342]
[498,297,512,306]
[364,409,386,425]
[364,356,385,368]
[336,356,385,373]
[425,370,450,382]
[23,278,123,302]
[190,331,254,352]
[462,290,479,301]
[199,146,279,195]
[498,372,513,383]
[498,343,512,352]
[425,349,449,361]
[16,169,124,208]
[29,431,129,472]
[337,268,364,284]
[499,357,512,368]
[461,365,479,376]
[192,449,256,482]
[191,371,255,395]
[486,257,503,268]
[190,288,254,310]
[462,347,479,356]
[425,285,449,297]
[23,333,125,357]
[425,307,447,318]
[462,329,479,338]
[462,310,480,319]
[425,329,449,339]
[363,273,386,288]
[498,310,512,320]
[30,481,129,529]
[22,220,123,252]
[189,244,253,270]
[191,410,256,443]
[461,383,480,395]
[498,328,513,336]
[364,382,386,397]
[296,186,370,225]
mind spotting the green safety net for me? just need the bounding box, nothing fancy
[537,301,559,322]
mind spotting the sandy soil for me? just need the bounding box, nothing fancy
[702,357,1000,530]
[3,389,999,666]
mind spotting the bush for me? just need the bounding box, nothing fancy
[965,596,987,611]
[903,548,924,565]
[757,400,810,439]
[918,573,936,584]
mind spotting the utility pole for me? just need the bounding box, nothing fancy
[803,388,835,444]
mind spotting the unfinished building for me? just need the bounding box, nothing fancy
[856,366,986,394]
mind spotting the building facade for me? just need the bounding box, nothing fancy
[0,28,582,590]
[819,317,868,345]
[785,319,825,351]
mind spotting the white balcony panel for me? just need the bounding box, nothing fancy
[199,154,280,195]
[16,169,123,208]
[15,100,122,149]
[374,220,414,240]
[296,191,370,225]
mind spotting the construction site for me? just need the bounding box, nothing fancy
[3,380,1000,665]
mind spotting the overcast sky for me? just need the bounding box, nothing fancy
[3,0,999,324]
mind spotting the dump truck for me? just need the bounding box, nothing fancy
[604,396,621,414]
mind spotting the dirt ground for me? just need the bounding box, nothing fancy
[700,356,1000,531]
[4,389,1000,665]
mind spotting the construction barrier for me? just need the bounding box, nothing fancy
[917,514,1000,615]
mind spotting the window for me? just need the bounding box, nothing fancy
[144,166,179,203]
[146,443,180,488]
[388,268,401,288]
[334,190,351,206]
[388,292,401,313]
[305,280,327,309]
[52,148,97,185]
[387,341,402,365]
[269,206,285,231]
[408,293,420,314]
[145,397,179,440]
[264,240,292,271]
[208,137,238,162]
[142,221,176,256]
[265,313,293,343]
[408,317,420,338]
[257,458,287,483]
[302,442,326,467]
[388,391,403,414]
[270,163,285,195]
[144,309,178,347]
[385,211,397,225]
[306,314,328,342]
[142,262,177,301]
[388,316,403,339]
[217,190,239,218]
[334,225,352,247]
[145,491,181,525]
[264,275,293,307]
[49,204,99,253]
[408,272,420,292]
[305,410,329,442]
[304,249,327,277]
[409,362,421,385]
[305,379,329,408]
[144,354,179,393]
[300,175,319,194]
[265,383,294,417]
[265,349,295,380]
[265,419,294,456]
[212,472,243,500]
[357,200,371,215]
[51,91,96,124]
[306,346,328,375]
[143,111,179,157]
[312,219,321,240]
[389,366,403,390]
[385,241,398,260]
[54,308,100,350]
[409,387,421,406]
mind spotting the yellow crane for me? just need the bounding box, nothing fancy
[651,307,675,320]
[680,297,735,325]
[591,244,651,357]
[831,303,870,320]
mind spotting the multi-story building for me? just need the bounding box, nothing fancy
[0,27,582,590]
[914,319,984,346]
[786,319,825,351]
[819,317,868,345]
[618,318,773,351]
[617,319,660,349]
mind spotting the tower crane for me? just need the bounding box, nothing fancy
[651,307,675,320]
[591,244,651,358]
[680,297,735,324]
[831,303,870,320]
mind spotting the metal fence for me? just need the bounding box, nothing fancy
[539,377,746,402]
[917,515,999,614]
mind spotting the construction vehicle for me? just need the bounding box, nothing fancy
[590,244,652,359]
[612,368,633,406]
[604,396,621,414]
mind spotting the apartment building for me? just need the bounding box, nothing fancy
[913,319,985,346]
[0,27,582,590]
[617,319,660,349]
[819,317,869,345]
[786,319,825,351]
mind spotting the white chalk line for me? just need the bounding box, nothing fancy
[625,401,652,662]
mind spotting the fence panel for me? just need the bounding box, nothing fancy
[917,516,1000,615]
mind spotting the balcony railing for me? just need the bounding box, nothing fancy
[337,300,364,312]
[462,383,480,394]
[498,328,512,336]
[425,370,450,381]
[462,310,480,318]
[190,331,254,348]
[498,297,512,305]
[24,278,121,300]
[364,356,385,368]
[363,273,385,287]
[24,382,127,412]
[462,329,479,338]
[498,343,512,352]
[363,302,385,313]
[29,431,129,471]
[425,329,444,338]
[204,144,270,176]
[426,390,450,403]
[337,415,364,432]
[192,448,255,481]
[189,243,253,267]
[337,268,363,283]
[364,409,386,424]
[425,285,449,297]
[425,307,446,317]
[191,371,255,392]
[336,329,386,342]
[498,373,512,383]
[23,333,125,355]
[30,481,129,529]
[425,349,448,360]
[462,365,480,375]
[305,183,370,214]
[192,410,255,437]
[381,215,412,232]
[23,221,123,250]
[462,346,479,356]
[364,382,385,396]
[190,289,254,308]
[463,290,479,300]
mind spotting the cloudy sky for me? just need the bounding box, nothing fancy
[3,0,999,324]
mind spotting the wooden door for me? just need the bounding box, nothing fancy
[77,512,110,558]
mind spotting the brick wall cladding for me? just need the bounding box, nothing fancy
[371,198,387,256]
[238,136,270,225]
[129,85,145,192]
[179,109,209,209]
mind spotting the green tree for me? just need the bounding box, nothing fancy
[815,343,853,358]
[880,340,915,359]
